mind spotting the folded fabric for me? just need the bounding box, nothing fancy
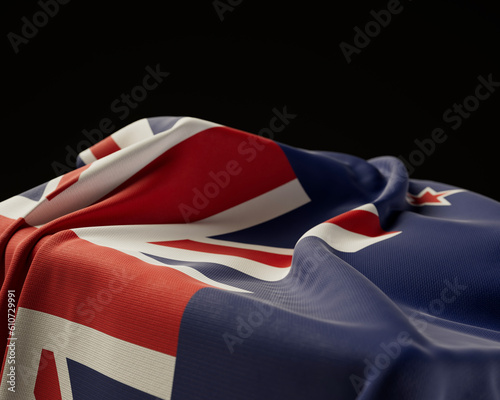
[1,116,499,399]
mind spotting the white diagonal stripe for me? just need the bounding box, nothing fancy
[0,307,175,400]
[130,242,290,281]
[110,118,155,149]
[24,118,220,227]
[0,176,62,220]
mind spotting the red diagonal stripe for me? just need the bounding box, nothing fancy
[46,165,91,201]
[152,240,292,268]
[90,135,121,160]
[34,349,62,400]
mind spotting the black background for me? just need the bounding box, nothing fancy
[3,0,500,202]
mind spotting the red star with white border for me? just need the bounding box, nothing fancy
[406,187,465,206]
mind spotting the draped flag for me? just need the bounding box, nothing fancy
[0,116,499,399]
